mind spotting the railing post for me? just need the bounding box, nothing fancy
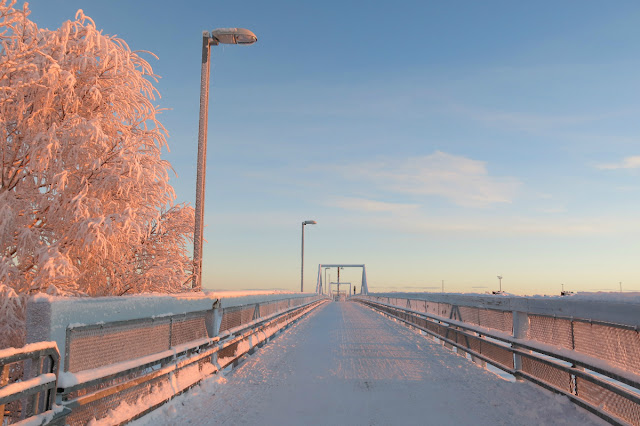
[512,311,529,381]
[0,364,9,424]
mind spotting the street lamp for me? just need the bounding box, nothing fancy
[301,220,317,292]
[193,28,258,291]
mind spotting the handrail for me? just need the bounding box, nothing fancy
[0,341,69,425]
[58,298,322,395]
[57,296,328,425]
[353,296,640,426]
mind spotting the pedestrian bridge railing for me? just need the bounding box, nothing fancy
[0,342,69,425]
[352,293,640,426]
[1,292,328,425]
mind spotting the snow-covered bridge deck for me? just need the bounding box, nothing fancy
[133,301,604,426]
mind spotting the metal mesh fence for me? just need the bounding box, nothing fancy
[479,340,514,369]
[217,297,317,334]
[1,352,58,424]
[218,341,239,361]
[65,371,169,426]
[170,315,207,347]
[427,321,447,338]
[439,326,513,370]
[67,320,171,373]
[521,356,572,392]
[407,299,424,312]
[356,296,640,426]
[528,315,573,350]
[258,300,290,318]
[219,306,256,333]
[65,368,147,401]
[573,322,640,376]
[466,334,482,355]
[478,309,512,334]
[63,297,321,425]
[458,306,480,325]
[2,361,24,424]
[577,377,640,425]
[425,301,440,316]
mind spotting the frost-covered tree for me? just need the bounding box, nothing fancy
[0,284,25,347]
[0,1,194,298]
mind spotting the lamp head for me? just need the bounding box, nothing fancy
[303,220,317,225]
[210,28,258,45]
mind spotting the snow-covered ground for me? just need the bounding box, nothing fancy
[133,302,607,426]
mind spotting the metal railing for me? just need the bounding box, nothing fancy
[55,295,327,425]
[352,294,640,426]
[0,342,69,425]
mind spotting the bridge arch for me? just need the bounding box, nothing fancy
[315,264,369,295]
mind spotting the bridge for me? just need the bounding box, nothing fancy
[2,292,639,425]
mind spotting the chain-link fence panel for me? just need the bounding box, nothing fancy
[521,355,572,392]
[458,306,480,325]
[527,315,573,350]
[67,319,171,373]
[576,376,640,425]
[478,309,512,334]
[480,340,514,370]
[171,315,207,347]
[219,306,256,333]
[573,321,640,376]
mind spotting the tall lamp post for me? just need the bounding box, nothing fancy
[301,220,317,292]
[193,28,258,291]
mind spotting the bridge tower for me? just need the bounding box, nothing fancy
[315,264,368,295]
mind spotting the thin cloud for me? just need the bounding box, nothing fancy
[596,156,640,170]
[334,151,520,208]
[362,214,639,236]
[331,197,419,213]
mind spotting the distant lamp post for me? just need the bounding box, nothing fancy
[300,220,317,292]
[497,275,503,292]
[193,28,258,291]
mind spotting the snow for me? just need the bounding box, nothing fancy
[0,341,58,359]
[557,291,640,303]
[11,404,66,426]
[131,302,606,426]
[0,373,56,400]
[27,292,318,372]
[370,290,640,303]
[87,363,217,426]
[365,292,640,327]
[57,337,212,388]
[204,289,299,298]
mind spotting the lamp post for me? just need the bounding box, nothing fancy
[301,220,317,292]
[193,28,258,291]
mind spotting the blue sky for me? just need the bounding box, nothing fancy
[29,1,640,295]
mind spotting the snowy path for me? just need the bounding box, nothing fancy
[134,301,606,426]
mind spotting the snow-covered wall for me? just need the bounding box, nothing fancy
[26,291,318,371]
[368,292,640,327]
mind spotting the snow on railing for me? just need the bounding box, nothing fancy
[0,341,70,425]
[352,293,640,426]
[24,292,327,425]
